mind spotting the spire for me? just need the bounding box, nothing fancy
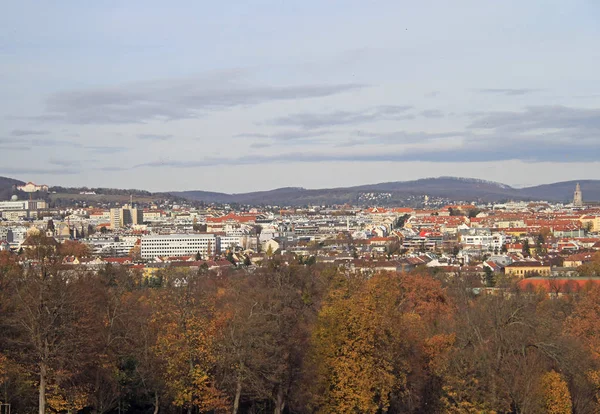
[573,183,583,207]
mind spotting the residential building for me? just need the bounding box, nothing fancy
[110,205,144,229]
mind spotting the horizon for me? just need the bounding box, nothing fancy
[1,1,599,192]
[2,174,597,195]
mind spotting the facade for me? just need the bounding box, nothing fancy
[141,234,219,259]
[573,183,583,207]
[505,261,552,278]
[0,199,47,211]
[17,182,49,193]
[110,205,144,229]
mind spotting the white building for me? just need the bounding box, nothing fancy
[141,234,219,259]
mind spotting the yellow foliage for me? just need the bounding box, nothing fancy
[540,370,572,414]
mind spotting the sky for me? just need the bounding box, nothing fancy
[1,0,599,193]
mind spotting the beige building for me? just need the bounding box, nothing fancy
[580,215,600,232]
[505,261,551,278]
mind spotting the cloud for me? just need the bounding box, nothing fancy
[85,146,129,154]
[0,145,29,151]
[235,130,331,143]
[0,167,79,175]
[420,109,444,118]
[468,105,600,133]
[29,71,366,124]
[137,134,173,141]
[135,105,600,166]
[48,158,80,167]
[249,142,271,149]
[269,105,413,129]
[345,130,461,145]
[478,88,541,96]
[11,129,51,136]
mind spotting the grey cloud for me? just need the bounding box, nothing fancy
[425,91,440,98]
[49,158,80,167]
[85,146,129,154]
[478,88,541,96]
[135,135,599,167]
[29,138,82,147]
[11,129,50,136]
[235,130,331,142]
[32,72,366,124]
[350,130,461,145]
[234,133,270,139]
[420,110,444,118]
[0,145,29,151]
[270,105,413,129]
[249,142,271,149]
[468,105,600,132]
[0,167,79,175]
[137,134,173,141]
[95,166,132,172]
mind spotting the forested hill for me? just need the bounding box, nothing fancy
[172,177,600,205]
[0,176,24,200]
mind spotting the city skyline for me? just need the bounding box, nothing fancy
[1,1,600,192]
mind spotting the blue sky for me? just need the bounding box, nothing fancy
[1,0,599,192]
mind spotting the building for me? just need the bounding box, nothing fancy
[579,215,600,232]
[573,183,583,207]
[17,182,49,193]
[0,199,47,211]
[504,261,552,278]
[109,205,144,229]
[141,234,219,259]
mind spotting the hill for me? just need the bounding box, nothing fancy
[519,180,600,203]
[172,177,600,206]
[2,176,599,207]
[0,176,25,200]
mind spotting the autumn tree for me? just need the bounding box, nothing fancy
[151,270,227,413]
[216,263,322,414]
[541,370,572,414]
[307,271,453,413]
[4,234,96,414]
[59,239,91,258]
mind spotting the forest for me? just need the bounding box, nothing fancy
[1,242,600,413]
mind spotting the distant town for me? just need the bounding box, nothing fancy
[1,179,599,289]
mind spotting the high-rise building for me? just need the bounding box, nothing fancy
[573,183,583,207]
[110,205,144,229]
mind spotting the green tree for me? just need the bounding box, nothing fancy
[522,239,531,257]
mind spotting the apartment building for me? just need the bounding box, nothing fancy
[141,234,219,259]
[110,205,144,229]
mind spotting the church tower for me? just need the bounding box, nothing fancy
[573,183,583,207]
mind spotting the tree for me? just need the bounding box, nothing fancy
[151,272,227,413]
[4,235,96,414]
[129,244,141,261]
[467,209,481,218]
[483,266,495,287]
[522,239,531,257]
[541,370,572,414]
[308,272,453,413]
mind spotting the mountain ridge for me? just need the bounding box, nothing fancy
[2,176,599,206]
[172,177,600,205]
